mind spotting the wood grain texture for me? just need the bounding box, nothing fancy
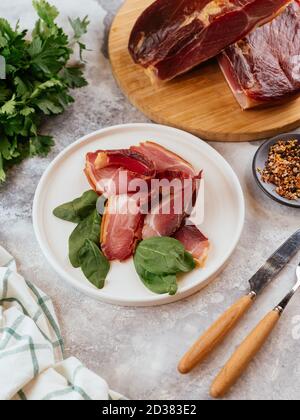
[210,309,281,398]
[108,0,300,142]
[178,294,255,374]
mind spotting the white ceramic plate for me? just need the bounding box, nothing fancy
[33,124,245,306]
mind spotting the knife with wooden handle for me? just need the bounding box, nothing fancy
[178,230,300,374]
[178,292,256,374]
[210,262,300,398]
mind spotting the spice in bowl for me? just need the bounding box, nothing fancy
[259,139,300,201]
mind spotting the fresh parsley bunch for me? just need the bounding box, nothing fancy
[0,0,89,181]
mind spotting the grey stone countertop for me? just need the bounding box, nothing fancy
[0,0,299,400]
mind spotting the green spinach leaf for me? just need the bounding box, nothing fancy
[69,209,101,268]
[53,190,98,223]
[135,264,178,295]
[134,237,195,295]
[135,237,195,275]
[78,239,110,289]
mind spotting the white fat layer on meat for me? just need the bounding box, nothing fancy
[219,59,260,110]
[137,33,145,51]
[180,0,233,27]
[145,66,160,85]
[195,243,210,268]
[181,0,291,29]
[219,54,249,110]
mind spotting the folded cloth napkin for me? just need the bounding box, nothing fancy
[0,246,124,401]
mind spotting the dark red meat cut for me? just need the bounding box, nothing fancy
[131,142,196,176]
[92,150,155,177]
[173,225,210,265]
[101,195,144,261]
[129,0,292,82]
[142,187,188,239]
[142,171,202,240]
[84,142,208,262]
[219,1,300,109]
[85,149,155,196]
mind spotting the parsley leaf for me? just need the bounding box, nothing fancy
[33,0,59,26]
[0,95,16,115]
[60,67,88,88]
[30,135,54,156]
[0,0,89,182]
[69,16,90,61]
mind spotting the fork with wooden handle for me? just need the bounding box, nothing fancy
[178,293,256,373]
[177,230,300,374]
[210,262,300,398]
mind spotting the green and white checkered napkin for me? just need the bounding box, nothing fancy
[0,245,124,401]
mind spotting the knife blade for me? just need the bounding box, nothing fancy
[178,229,300,374]
[249,229,300,296]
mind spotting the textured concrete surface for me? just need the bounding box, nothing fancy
[0,0,300,400]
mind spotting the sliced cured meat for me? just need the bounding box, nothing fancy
[142,192,186,239]
[219,1,300,109]
[85,161,122,196]
[85,150,154,196]
[142,172,200,239]
[93,149,155,177]
[129,0,292,82]
[85,142,206,261]
[101,195,144,261]
[173,225,210,266]
[131,142,196,177]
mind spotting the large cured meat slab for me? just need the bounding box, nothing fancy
[129,0,292,82]
[109,0,300,141]
[219,1,300,109]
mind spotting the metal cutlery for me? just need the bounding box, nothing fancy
[178,230,300,374]
[211,261,300,398]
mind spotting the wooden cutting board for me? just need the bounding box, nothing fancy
[108,0,300,142]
